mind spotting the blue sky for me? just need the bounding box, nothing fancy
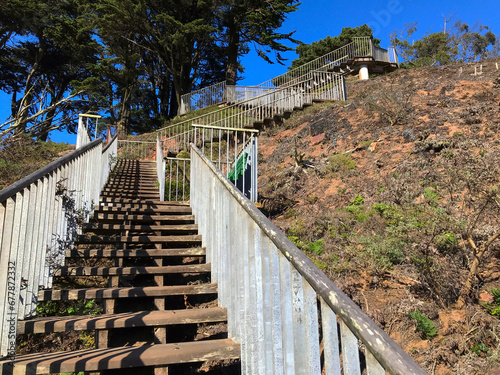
[1,0,499,143]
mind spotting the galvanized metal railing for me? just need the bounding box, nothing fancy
[157,71,345,154]
[179,36,397,115]
[153,125,258,202]
[180,81,227,115]
[153,70,343,202]
[0,130,117,358]
[191,144,425,375]
[165,157,190,201]
[117,140,156,160]
[156,135,165,201]
[257,37,373,88]
[225,86,277,104]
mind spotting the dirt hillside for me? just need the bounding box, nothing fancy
[257,58,500,374]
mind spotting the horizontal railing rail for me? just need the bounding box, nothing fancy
[225,85,277,104]
[0,131,117,358]
[190,144,425,375]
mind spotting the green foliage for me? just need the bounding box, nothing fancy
[337,188,347,196]
[345,205,362,215]
[483,289,500,316]
[357,235,405,274]
[79,332,95,349]
[305,239,324,255]
[287,231,324,255]
[469,342,490,356]
[165,180,190,201]
[356,213,368,222]
[37,299,101,317]
[360,140,373,150]
[327,153,357,174]
[409,310,437,339]
[176,150,190,159]
[435,232,458,253]
[0,0,102,139]
[350,195,364,205]
[0,136,71,190]
[423,187,440,204]
[372,203,403,225]
[311,258,329,270]
[391,20,498,68]
[306,195,318,204]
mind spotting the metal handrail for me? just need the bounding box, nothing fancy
[117,140,157,161]
[178,37,397,115]
[180,81,227,115]
[156,135,165,201]
[0,130,118,358]
[156,71,345,153]
[190,144,425,375]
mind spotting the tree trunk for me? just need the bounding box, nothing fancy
[225,14,240,86]
[118,87,133,136]
[159,74,171,119]
[168,83,177,119]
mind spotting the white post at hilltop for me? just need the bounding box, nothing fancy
[359,65,369,80]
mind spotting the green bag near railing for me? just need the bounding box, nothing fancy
[227,152,248,182]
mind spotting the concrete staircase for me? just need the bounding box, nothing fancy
[3,160,240,374]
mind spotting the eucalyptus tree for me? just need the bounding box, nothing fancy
[93,0,220,118]
[390,20,498,68]
[220,0,300,85]
[0,0,100,141]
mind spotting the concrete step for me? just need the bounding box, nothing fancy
[38,284,218,301]
[1,339,240,374]
[76,234,202,245]
[18,307,227,334]
[55,263,211,276]
[67,247,206,258]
